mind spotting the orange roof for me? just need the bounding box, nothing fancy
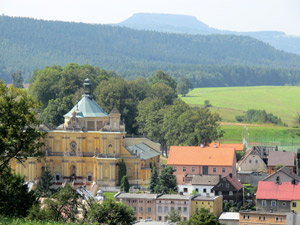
[167,146,235,166]
[209,143,244,151]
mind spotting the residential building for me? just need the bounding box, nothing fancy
[263,166,300,183]
[155,194,192,222]
[115,193,158,221]
[219,212,239,225]
[178,174,220,196]
[208,143,244,152]
[212,173,243,207]
[256,179,300,213]
[191,195,223,217]
[239,211,287,225]
[267,151,295,175]
[237,148,267,173]
[11,76,160,187]
[167,146,236,185]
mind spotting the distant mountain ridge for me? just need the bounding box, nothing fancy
[118,13,300,55]
[1,15,300,87]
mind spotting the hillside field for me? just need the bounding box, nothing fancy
[181,86,300,149]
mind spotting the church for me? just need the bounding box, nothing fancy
[11,76,161,187]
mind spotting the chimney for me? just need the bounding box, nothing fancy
[291,179,298,185]
[276,176,281,185]
[229,173,232,178]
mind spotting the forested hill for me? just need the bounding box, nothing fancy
[118,13,300,56]
[1,16,300,86]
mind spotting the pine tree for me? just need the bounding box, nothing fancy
[120,175,130,192]
[149,167,158,193]
[36,167,54,197]
[118,158,127,186]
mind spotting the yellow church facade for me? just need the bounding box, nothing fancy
[11,76,160,187]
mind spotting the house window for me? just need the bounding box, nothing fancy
[219,183,223,187]
[164,206,168,213]
[280,217,283,222]
[183,167,186,172]
[263,217,265,221]
[196,188,199,192]
[192,167,195,172]
[259,216,261,220]
[293,202,297,207]
[229,191,233,196]
[174,167,177,172]
[158,216,162,221]
[133,207,136,212]
[158,206,162,212]
[171,201,174,204]
[140,207,143,212]
[213,168,216,173]
[243,215,246,219]
[203,188,207,193]
[271,200,276,207]
[262,200,267,207]
[249,160,252,163]
[276,217,279,222]
[210,189,214,193]
[218,191,222,195]
[183,207,187,213]
[282,202,286,207]
[184,188,188,193]
[226,183,229,188]
[88,175,92,181]
[171,207,174,211]
[56,175,60,181]
[222,168,226,173]
[148,207,151,213]
[178,207,181,212]
[255,160,258,163]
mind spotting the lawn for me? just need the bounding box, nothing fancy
[102,192,117,201]
[182,86,300,125]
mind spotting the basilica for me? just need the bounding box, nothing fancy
[11,76,160,187]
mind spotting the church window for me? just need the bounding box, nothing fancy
[88,175,92,181]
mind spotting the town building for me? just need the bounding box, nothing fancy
[219,212,239,225]
[191,195,223,217]
[237,148,268,173]
[115,193,158,221]
[11,76,160,187]
[178,174,220,196]
[212,173,243,207]
[263,166,300,183]
[267,151,295,175]
[239,211,288,225]
[167,146,236,185]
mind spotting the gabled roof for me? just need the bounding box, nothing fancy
[238,148,254,166]
[64,96,109,118]
[256,181,300,201]
[267,151,295,167]
[191,175,220,186]
[225,174,243,190]
[126,143,160,160]
[167,146,235,166]
[209,143,244,151]
[263,167,300,182]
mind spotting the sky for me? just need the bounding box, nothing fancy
[1,0,300,36]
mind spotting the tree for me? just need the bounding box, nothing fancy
[0,168,37,217]
[0,81,45,174]
[155,166,177,194]
[118,158,127,186]
[149,167,159,193]
[177,77,193,96]
[148,82,176,105]
[204,100,212,108]
[166,209,181,223]
[87,199,135,225]
[36,166,54,197]
[120,175,130,193]
[11,71,24,88]
[188,208,221,225]
[149,70,177,93]
[30,184,80,222]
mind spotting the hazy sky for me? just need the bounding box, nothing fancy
[1,0,300,36]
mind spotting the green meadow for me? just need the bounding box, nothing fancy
[181,86,300,149]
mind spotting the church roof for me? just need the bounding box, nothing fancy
[126,143,160,160]
[64,96,109,118]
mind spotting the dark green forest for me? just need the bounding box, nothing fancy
[1,16,300,86]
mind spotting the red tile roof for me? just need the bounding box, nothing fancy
[209,143,244,151]
[256,181,300,201]
[167,146,235,166]
[226,174,243,190]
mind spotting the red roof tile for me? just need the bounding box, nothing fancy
[256,181,300,201]
[226,174,243,190]
[167,146,235,166]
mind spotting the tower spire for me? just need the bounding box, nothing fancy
[83,70,92,99]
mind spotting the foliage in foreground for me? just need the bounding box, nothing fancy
[187,208,222,225]
[0,168,37,218]
[154,166,177,194]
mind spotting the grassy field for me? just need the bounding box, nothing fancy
[182,86,300,125]
[181,86,300,148]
